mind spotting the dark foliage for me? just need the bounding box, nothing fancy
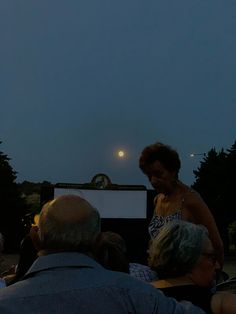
[192,141,236,253]
[0,142,28,252]
[17,180,51,196]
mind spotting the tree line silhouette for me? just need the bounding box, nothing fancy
[1,140,236,253]
[192,141,236,253]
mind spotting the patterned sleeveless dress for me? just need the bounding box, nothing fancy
[148,191,195,239]
[148,210,182,239]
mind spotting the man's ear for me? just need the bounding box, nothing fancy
[29,226,41,251]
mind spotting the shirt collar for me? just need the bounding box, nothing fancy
[23,252,103,279]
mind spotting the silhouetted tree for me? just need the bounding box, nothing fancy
[17,180,52,217]
[0,141,28,252]
[225,141,236,220]
[193,148,227,211]
[192,142,236,254]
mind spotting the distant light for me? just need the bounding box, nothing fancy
[190,152,206,158]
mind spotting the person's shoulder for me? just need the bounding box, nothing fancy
[212,292,236,314]
[105,268,164,297]
[107,268,154,287]
[154,193,165,205]
[0,279,26,300]
[108,271,199,313]
[129,263,158,282]
[181,185,204,205]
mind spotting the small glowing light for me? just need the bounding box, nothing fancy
[32,214,40,226]
[118,150,125,158]
[190,152,206,158]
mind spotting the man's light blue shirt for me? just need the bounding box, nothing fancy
[0,252,205,314]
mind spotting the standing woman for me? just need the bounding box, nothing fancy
[139,142,224,267]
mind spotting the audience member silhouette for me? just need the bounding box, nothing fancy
[93,231,157,281]
[2,225,40,286]
[0,195,204,314]
[148,220,236,314]
[93,231,129,273]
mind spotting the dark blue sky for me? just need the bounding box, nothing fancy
[1,1,236,187]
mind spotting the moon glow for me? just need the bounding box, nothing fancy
[118,150,125,158]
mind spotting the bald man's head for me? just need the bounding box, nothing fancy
[38,195,100,254]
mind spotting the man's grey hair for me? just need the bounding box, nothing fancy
[148,220,209,278]
[38,196,101,254]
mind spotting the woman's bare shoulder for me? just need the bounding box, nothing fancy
[212,292,236,314]
[180,184,208,219]
[154,193,165,204]
[177,182,200,201]
[182,186,204,204]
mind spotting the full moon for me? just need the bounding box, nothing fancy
[118,150,125,158]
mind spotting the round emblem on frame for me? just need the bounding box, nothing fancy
[91,173,111,189]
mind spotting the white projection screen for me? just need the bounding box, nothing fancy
[54,188,147,219]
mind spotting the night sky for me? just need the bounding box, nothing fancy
[1,0,236,187]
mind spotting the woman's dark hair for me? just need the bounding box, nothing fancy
[93,231,129,273]
[139,142,181,174]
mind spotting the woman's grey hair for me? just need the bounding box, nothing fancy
[38,198,101,254]
[148,220,209,278]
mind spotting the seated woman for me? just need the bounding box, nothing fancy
[148,220,236,314]
[93,231,157,281]
[93,231,129,273]
[3,225,40,286]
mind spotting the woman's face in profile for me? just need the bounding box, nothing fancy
[146,160,176,193]
[191,238,220,287]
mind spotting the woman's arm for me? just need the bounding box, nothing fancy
[184,192,224,268]
[212,292,236,314]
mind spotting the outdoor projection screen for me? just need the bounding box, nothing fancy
[54,188,147,219]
